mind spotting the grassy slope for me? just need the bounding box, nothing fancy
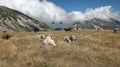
[0,30,120,67]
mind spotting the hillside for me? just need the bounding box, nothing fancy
[0,6,51,32]
[0,30,120,67]
[73,18,120,30]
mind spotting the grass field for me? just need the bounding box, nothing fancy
[0,30,120,67]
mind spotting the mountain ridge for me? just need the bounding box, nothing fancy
[0,6,51,32]
[73,18,120,30]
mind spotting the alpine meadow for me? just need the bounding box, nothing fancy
[0,30,120,67]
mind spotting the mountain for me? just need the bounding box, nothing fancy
[0,6,51,32]
[113,19,120,25]
[73,18,120,30]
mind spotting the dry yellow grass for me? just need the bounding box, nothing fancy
[0,30,120,67]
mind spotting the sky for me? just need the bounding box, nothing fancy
[0,0,120,28]
[48,0,120,12]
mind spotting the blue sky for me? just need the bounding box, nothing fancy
[48,0,120,12]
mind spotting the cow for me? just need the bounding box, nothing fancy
[64,28,72,32]
[36,34,45,40]
[64,35,76,43]
[1,31,11,40]
[43,35,56,46]
[113,28,119,33]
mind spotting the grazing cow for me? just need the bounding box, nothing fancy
[64,28,72,32]
[43,35,56,46]
[96,27,100,31]
[33,29,39,33]
[113,28,119,33]
[64,35,76,43]
[36,34,45,40]
[73,23,79,30]
[95,26,100,31]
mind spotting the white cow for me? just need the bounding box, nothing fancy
[36,34,45,40]
[70,35,76,41]
[113,28,119,33]
[64,36,71,43]
[64,35,76,43]
[43,35,56,46]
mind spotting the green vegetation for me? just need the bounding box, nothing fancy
[0,6,18,19]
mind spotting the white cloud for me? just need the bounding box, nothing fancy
[0,0,119,25]
[69,11,85,22]
[0,0,71,23]
[70,6,119,22]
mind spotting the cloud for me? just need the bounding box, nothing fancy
[0,0,71,23]
[0,0,119,25]
[70,6,119,22]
